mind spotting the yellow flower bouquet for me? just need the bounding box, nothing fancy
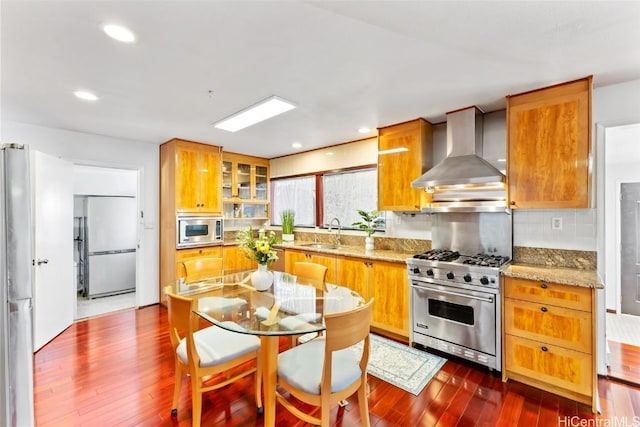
[237,227,279,266]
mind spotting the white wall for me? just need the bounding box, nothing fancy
[1,121,160,307]
[73,165,137,196]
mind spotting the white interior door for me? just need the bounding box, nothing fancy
[32,150,74,351]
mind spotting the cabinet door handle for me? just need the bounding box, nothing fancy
[541,346,548,352]
[510,201,516,206]
[540,282,548,289]
[541,306,548,312]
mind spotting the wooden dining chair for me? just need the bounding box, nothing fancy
[288,262,328,347]
[164,286,262,427]
[276,298,374,427]
[293,262,328,291]
[182,257,223,282]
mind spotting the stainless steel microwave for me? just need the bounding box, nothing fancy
[176,215,223,248]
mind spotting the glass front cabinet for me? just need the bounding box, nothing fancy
[222,152,270,220]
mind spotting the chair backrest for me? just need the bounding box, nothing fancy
[183,257,223,282]
[293,262,328,291]
[322,298,374,385]
[164,285,202,369]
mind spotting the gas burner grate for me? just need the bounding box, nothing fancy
[413,249,460,262]
[463,254,510,268]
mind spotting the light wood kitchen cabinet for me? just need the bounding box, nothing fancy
[158,245,223,305]
[161,138,223,213]
[506,76,592,209]
[222,245,256,271]
[222,152,270,219]
[336,256,409,339]
[284,249,336,283]
[502,276,596,412]
[175,246,223,279]
[159,138,223,305]
[377,118,433,211]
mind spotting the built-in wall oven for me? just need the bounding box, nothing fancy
[407,212,512,371]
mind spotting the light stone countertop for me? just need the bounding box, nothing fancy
[226,240,414,264]
[275,242,414,264]
[502,263,604,289]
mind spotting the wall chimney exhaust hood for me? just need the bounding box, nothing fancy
[411,106,508,213]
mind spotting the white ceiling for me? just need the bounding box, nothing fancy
[2,1,639,159]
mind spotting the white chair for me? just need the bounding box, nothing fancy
[276,298,374,427]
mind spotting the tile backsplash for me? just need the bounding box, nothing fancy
[513,209,596,251]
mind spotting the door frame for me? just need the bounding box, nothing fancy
[71,160,143,312]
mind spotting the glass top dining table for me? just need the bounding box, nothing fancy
[170,268,366,427]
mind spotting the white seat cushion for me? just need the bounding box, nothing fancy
[198,297,246,312]
[277,337,362,394]
[176,325,259,367]
[278,312,322,331]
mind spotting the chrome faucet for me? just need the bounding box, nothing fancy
[328,217,341,246]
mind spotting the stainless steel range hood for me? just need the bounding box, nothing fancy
[411,106,508,213]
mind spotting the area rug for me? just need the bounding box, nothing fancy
[353,334,446,395]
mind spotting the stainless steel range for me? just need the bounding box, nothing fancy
[406,212,512,372]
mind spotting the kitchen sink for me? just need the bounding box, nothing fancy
[300,243,339,250]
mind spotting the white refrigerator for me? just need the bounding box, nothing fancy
[81,196,137,298]
[0,144,35,426]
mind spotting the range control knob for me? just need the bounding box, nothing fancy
[426,269,434,276]
[464,274,472,282]
[480,276,489,285]
[446,271,455,280]
[412,267,420,274]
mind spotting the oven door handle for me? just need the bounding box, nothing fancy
[412,284,494,303]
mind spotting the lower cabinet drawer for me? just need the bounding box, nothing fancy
[504,298,592,353]
[504,334,592,397]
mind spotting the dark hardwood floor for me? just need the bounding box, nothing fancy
[34,305,640,426]
[607,340,640,385]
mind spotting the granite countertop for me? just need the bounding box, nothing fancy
[226,240,414,263]
[276,242,415,263]
[502,263,604,289]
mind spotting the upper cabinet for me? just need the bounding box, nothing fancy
[160,138,223,214]
[222,152,270,220]
[377,118,433,211]
[506,76,592,209]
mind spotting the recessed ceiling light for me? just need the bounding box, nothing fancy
[73,90,99,101]
[358,127,371,134]
[103,24,136,43]
[326,152,334,156]
[213,96,296,132]
[497,158,506,162]
[292,142,302,149]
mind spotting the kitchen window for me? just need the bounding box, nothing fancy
[272,176,316,227]
[272,167,383,230]
[322,168,378,228]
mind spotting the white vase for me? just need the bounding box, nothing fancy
[251,264,273,291]
[365,236,374,251]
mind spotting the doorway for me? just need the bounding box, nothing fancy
[72,165,139,320]
[603,123,640,385]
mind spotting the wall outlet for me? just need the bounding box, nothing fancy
[552,217,563,230]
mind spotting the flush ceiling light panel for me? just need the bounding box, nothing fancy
[213,96,296,132]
